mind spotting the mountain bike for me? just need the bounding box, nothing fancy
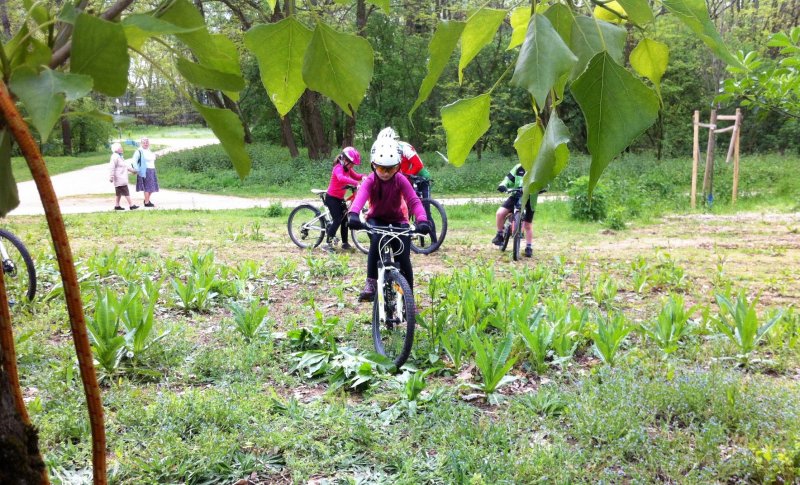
[0,229,36,303]
[287,187,369,253]
[364,223,419,369]
[499,187,524,261]
[407,175,447,255]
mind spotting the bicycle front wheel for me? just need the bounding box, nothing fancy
[410,198,448,255]
[372,270,416,369]
[0,229,36,303]
[512,210,523,261]
[287,204,325,249]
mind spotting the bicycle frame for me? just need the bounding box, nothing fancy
[301,187,358,235]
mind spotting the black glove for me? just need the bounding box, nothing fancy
[347,212,363,230]
[416,220,432,235]
[497,185,507,193]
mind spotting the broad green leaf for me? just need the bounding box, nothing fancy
[23,0,49,26]
[193,102,251,179]
[630,38,669,95]
[9,67,93,141]
[522,114,570,194]
[513,121,544,171]
[507,7,532,50]
[458,8,506,84]
[544,3,575,46]
[71,13,130,96]
[408,21,466,118]
[65,109,114,123]
[662,0,740,66]
[571,52,659,195]
[57,2,78,23]
[441,94,491,167]
[176,58,245,92]
[265,0,277,11]
[158,0,243,84]
[511,14,577,109]
[615,0,654,26]
[6,27,51,70]
[122,14,202,50]
[0,130,18,218]
[569,16,626,80]
[245,18,313,117]
[302,22,374,116]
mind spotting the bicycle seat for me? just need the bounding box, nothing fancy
[311,189,326,195]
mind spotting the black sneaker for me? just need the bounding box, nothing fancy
[129,205,139,210]
[358,289,375,302]
[144,202,155,207]
[114,206,125,211]
[491,234,503,246]
[525,246,533,258]
[340,242,353,251]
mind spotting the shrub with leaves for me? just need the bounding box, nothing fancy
[516,307,553,374]
[230,298,271,342]
[568,176,607,222]
[641,294,698,355]
[591,313,632,366]
[715,292,782,360]
[468,329,517,405]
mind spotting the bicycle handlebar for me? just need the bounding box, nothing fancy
[363,223,421,237]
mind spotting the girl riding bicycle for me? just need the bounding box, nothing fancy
[348,138,431,302]
[492,164,538,258]
[323,147,364,252]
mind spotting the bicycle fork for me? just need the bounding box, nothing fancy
[0,242,15,276]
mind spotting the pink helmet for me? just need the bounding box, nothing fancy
[341,146,361,165]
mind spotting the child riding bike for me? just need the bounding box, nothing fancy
[348,137,431,302]
[492,164,539,258]
[323,147,364,252]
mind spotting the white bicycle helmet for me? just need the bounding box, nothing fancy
[370,138,401,167]
[377,127,398,140]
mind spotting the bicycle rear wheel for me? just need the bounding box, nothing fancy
[0,229,36,303]
[500,215,512,252]
[372,270,415,369]
[287,204,325,249]
[350,228,370,255]
[512,210,523,261]
[410,199,448,255]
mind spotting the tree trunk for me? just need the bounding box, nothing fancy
[281,115,299,158]
[298,90,330,160]
[0,369,46,483]
[61,116,73,156]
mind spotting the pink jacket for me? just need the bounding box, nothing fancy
[109,153,133,187]
[349,172,427,224]
[326,163,364,199]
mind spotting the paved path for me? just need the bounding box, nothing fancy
[9,138,561,216]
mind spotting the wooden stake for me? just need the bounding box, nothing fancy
[692,110,700,208]
[732,108,741,204]
[702,110,717,207]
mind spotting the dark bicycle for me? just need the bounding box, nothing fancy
[498,187,524,261]
[407,175,447,255]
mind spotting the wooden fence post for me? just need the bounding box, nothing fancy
[732,108,741,204]
[702,110,717,207]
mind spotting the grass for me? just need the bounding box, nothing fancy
[11,152,111,183]
[5,195,800,483]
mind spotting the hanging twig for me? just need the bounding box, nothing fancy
[0,80,107,484]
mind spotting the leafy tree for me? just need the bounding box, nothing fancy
[0,1,739,483]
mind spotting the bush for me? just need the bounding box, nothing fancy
[568,176,607,221]
[605,206,627,230]
[266,202,284,217]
